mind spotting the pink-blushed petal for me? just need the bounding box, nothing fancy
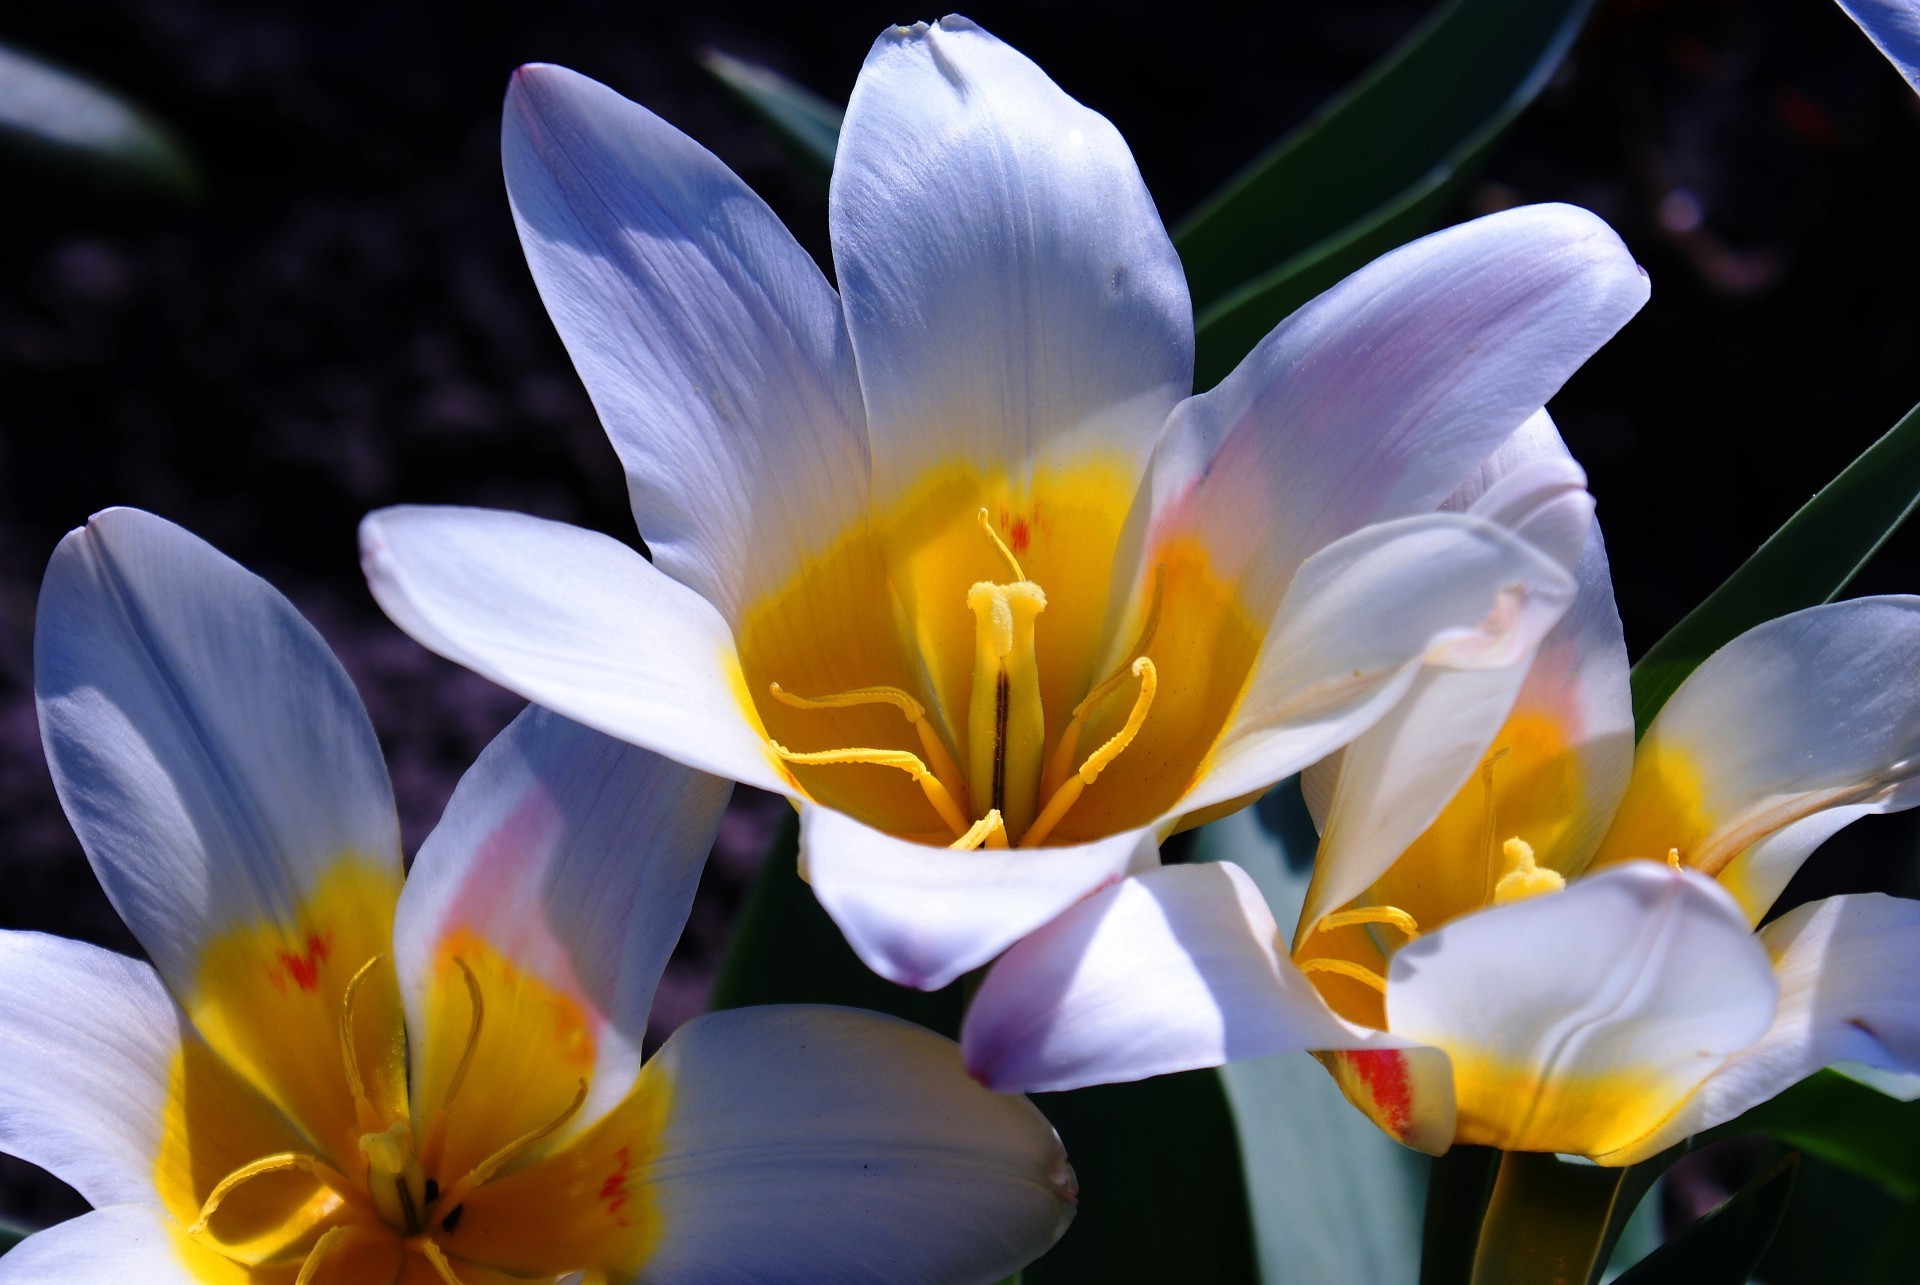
[0,933,176,1211]
[963,863,1403,1095]
[34,507,401,1000]
[393,705,731,1127]
[831,16,1191,506]
[360,505,788,795]
[0,1206,222,1285]
[1385,862,1778,1158]
[799,804,1158,991]
[1297,417,1632,934]
[1838,0,1920,92]
[1180,512,1575,817]
[1602,892,1920,1164]
[636,1006,1074,1285]
[503,64,870,624]
[1596,596,1920,922]
[1136,203,1647,627]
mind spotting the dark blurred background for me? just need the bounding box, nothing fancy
[2,0,1918,1240]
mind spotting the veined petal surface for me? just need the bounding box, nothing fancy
[360,505,788,795]
[1138,203,1647,625]
[504,63,870,623]
[1386,862,1777,1157]
[394,705,731,1161]
[800,804,1158,991]
[0,1205,227,1285]
[635,1007,1074,1284]
[1838,0,1920,92]
[1595,596,1920,921]
[964,863,1402,1094]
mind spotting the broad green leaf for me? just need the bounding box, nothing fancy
[1176,0,1594,385]
[1629,398,1920,736]
[1422,1146,1502,1285]
[0,43,197,209]
[709,814,1258,1280]
[1612,1154,1796,1285]
[1863,1199,1920,1285]
[1706,1068,1920,1203]
[1191,784,1426,1285]
[699,50,840,181]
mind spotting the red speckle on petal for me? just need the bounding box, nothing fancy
[275,931,333,993]
[1009,517,1031,554]
[600,1144,633,1225]
[1345,1049,1413,1138]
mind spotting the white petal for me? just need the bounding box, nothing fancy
[503,65,869,623]
[1140,203,1647,624]
[34,508,401,992]
[393,705,732,1123]
[831,17,1191,503]
[639,1006,1074,1285]
[963,864,1399,1095]
[800,804,1157,991]
[1386,862,1778,1158]
[1600,596,1920,921]
[360,505,788,794]
[1601,892,1920,1163]
[1183,512,1575,816]
[0,933,176,1210]
[1297,418,1631,932]
[1838,0,1920,92]
[0,1206,211,1284]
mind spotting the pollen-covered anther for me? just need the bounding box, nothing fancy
[773,741,971,838]
[1298,956,1389,994]
[295,1224,387,1285]
[950,809,1009,850]
[338,952,388,1134]
[187,1151,357,1237]
[769,681,968,814]
[1314,905,1422,940]
[1492,836,1564,904]
[1042,564,1166,799]
[1020,657,1157,847]
[432,1077,590,1215]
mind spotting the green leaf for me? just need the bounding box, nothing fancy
[1462,1152,1650,1285]
[699,50,841,182]
[0,1217,30,1254]
[1706,1068,1920,1203]
[1190,784,1427,1284]
[709,814,1259,1280]
[1629,398,1920,737]
[1613,1154,1797,1285]
[1175,0,1594,386]
[0,43,197,210]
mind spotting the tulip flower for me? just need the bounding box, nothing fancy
[963,422,1920,1164]
[358,16,1648,990]
[1,508,1074,1283]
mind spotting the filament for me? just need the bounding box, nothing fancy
[950,809,1010,850]
[773,741,970,837]
[1022,657,1157,847]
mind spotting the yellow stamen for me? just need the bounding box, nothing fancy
[433,1078,589,1214]
[339,953,386,1134]
[1298,957,1389,994]
[770,681,967,812]
[1042,564,1166,798]
[418,957,484,1177]
[1314,905,1421,939]
[977,506,1026,581]
[1667,846,1682,871]
[188,1152,355,1235]
[773,741,971,837]
[1022,657,1157,847]
[295,1224,383,1285]
[950,809,1009,850]
[1492,837,1565,904]
[414,1237,469,1285]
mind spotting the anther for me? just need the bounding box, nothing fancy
[1298,957,1389,994]
[415,1237,470,1285]
[773,742,971,838]
[770,681,966,811]
[1666,847,1682,871]
[1314,905,1421,939]
[339,953,387,1134]
[1043,565,1166,799]
[977,507,1026,581]
[1021,657,1157,847]
[1492,837,1564,904]
[433,1078,589,1215]
[189,1153,356,1235]
[950,809,1009,850]
[295,1225,384,1285]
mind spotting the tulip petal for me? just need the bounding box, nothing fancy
[503,64,870,623]
[832,16,1191,506]
[800,804,1158,991]
[963,863,1401,1095]
[0,1205,223,1284]
[1385,862,1778,1158]
[1595,596,1920,922]
[1139,203,1647,626]
[1838,0,1920,92]
[1181,512,1575,817]
[0,933,177,1210]
[360,505,788,795]
[1298,417,1632,935]
[1600,892,1920,1164]
[393,705,731,1175]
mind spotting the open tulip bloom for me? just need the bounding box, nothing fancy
[962,419,1920,1165]
[2,508,1074,1284]
[357,15,1651,992]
